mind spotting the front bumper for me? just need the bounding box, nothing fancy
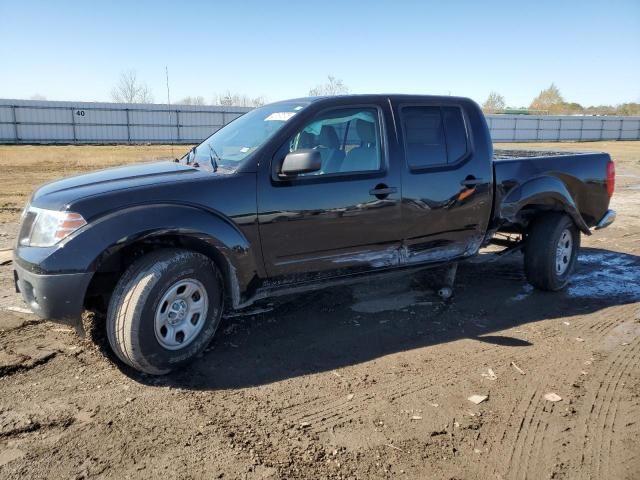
[13,258,92,330]
[595,209,616,230]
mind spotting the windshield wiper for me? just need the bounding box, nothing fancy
[207,144,221,173]
[184,146,196,165]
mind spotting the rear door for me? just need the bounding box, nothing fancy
[393,99,493,263]
[257,99,404,281]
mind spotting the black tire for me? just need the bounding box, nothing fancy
[106,249,223,375]
[524,213,581,291]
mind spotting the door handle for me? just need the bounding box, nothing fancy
[369,185,397,198]
[460,178,485,187]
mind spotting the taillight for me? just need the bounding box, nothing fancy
[607,160,615,197]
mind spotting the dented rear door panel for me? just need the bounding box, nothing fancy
[392,97,494,263]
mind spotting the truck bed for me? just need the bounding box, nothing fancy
[491,149,612,230]
[493,149,595,160]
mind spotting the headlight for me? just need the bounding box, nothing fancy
[19,207,87,247]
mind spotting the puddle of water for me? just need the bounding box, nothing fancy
[511,284,533,301]
[569,252,640,299]
[511,251,640,301]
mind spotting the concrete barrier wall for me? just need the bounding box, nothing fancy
[1,99,639,144]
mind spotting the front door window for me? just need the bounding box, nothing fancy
[287,108,382,176]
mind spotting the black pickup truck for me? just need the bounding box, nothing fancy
[13,95,616,374]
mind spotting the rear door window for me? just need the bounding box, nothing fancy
[401,106,468,168]
[442,107,468,163]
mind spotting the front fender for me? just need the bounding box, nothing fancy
[500,176,591,234]
[25,204,260,307]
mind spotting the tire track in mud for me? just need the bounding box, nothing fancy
[525,392,561,480]
[587,308,631,336]
[580,336,640,479]
[476,387,533,479]
[483,384,568,480]
[501,389,537,470]
[282,305,638,437]
[282,344,524,435]
[599,341,640,478]
[475,306,639,480]
[570,303,639,340]
[505,388,548,480]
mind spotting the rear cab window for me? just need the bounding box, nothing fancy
[400,105,469,169]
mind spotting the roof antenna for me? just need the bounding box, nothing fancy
[165,66,175,160]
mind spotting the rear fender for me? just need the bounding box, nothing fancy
[500,176,591,235]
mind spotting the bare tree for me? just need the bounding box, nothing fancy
[251,96,266,107]
[212,91,266,107]
[482,91,506,113]
[177,96,207,106]
[530,83,564,114]
[111,70,154,104]
[308,75,349,96]
[30,94,47,101]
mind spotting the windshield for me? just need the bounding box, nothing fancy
[183,102,308,170]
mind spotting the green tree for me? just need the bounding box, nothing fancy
[616,103,640,116]
[530,83,564,114]
[560,102,585,115]
[482,91,506,113]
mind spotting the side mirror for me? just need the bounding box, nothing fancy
[281,149,321,176]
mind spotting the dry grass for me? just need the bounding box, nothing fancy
[0,142,638,223]
[0,145,191,223]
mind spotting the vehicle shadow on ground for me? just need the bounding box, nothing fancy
[133,247,640,389]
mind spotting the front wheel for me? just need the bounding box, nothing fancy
[524,213,580,291]
[106,249,223,375]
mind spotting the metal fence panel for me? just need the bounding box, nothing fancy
[0,106,14,123]
[129,125,177,141]
[179,111,225,126]
[623,119,640,131]
[75,125,129,141]
[180,126,222,141]
[0,124,14,139]
[1,99,638,144]
[0,99,251,144]
[76,109,128,125]
[18,123,74,140]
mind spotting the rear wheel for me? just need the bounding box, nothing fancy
[524,213,580,291]
[106,249,223,375]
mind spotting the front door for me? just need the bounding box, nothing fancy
[257,102,403,282]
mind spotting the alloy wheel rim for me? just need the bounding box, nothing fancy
[555,229,573,276]
[154,279,208,350]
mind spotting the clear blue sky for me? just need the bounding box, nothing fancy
[1,0,638,107]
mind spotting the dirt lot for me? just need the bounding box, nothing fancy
[0,142,639,479]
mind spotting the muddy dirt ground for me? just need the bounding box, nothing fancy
[0,143,639,479]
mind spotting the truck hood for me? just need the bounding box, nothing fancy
[30,161,210,210]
